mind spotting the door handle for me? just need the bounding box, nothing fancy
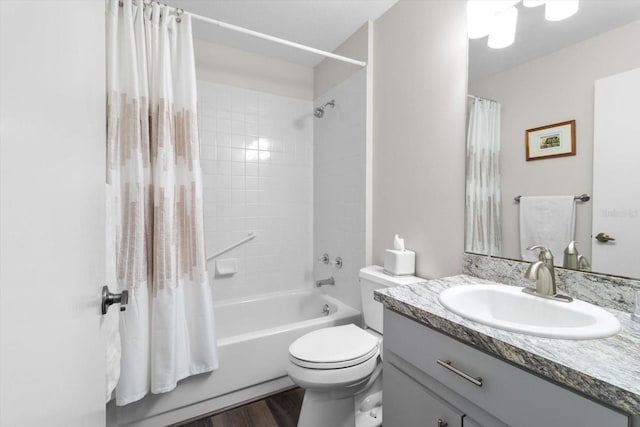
[438,419,448,427]
[101,285,129,315]
[595,232,615,243]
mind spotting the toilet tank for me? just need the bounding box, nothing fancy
[359,266,423,334]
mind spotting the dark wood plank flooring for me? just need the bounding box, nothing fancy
[177,388,305,427]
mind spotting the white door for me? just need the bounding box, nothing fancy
[591,68,640,278]
[0,2,106,426]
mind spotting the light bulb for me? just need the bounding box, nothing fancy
[488,6,518,49]
[545,0,579,21]
[467,1,520,39]
[467,1,491,39]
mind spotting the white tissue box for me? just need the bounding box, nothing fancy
[384,249,415,276]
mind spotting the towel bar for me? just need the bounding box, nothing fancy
[514,194,590,203]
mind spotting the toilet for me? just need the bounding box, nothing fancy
[286,266,423,427]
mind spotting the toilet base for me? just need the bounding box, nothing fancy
[296,365,383,427]
[354,390,383,427]
[297,388,358,427]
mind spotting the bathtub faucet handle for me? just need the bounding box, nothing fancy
[331,256,343,269]
[317,253,330,265]
[315,277,335,287]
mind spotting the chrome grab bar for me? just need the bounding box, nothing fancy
[206,232,256,261]
[437,359,483,387]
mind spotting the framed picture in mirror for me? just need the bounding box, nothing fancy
[526,120,576,161]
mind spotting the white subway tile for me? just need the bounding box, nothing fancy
[198,79,313,301]
[216,132,232,147]
[231,161,245,176]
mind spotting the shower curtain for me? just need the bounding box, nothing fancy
[106,0,218,406]
[465,97,502,256]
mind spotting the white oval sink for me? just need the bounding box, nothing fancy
[438,284,621,339]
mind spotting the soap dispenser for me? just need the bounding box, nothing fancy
[563,241,580,269]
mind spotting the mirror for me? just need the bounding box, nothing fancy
[466,1,640,279]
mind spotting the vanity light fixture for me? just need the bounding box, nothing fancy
[466,1,491,39]
[523,0,580,21]
[488,6,518,49]
[544,0,579,21]
[468,0,580,49]
[467,1,519,40]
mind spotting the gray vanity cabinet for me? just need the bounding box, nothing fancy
[383,308,630,427]
[462,419,482,427]
[385,362,463,427]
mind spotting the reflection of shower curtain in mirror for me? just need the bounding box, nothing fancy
[465,97,502,256]
[106,0,218,406]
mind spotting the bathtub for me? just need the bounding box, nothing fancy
[107,289,361,427]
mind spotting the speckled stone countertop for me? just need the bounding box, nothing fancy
[375,274,640,415]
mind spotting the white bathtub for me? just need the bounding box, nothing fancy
[107,289,361,427]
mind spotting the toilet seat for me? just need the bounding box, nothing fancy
[289,324,380,369]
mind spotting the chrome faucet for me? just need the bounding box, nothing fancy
[563,241,592,271]
[523,245,572,302]
[315,277,335,287]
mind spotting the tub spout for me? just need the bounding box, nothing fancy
[315,277,335,287]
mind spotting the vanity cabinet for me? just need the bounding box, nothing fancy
[385,363,463,427]
[383,308,630,427]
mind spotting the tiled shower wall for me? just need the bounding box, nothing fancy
[314,69,367,310]
[197,80,314,301]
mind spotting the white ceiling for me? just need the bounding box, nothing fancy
[469,1,640,82]
[165,0,398,67]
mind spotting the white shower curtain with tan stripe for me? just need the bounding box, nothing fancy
[106,0,218,406]
[465,97,502,256]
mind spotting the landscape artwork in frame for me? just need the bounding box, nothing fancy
[525,120,576,161]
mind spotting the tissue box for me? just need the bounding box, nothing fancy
[384,249,415,276]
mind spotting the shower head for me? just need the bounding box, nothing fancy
[314,99,335,118]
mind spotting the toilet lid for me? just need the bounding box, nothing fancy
[289,324,379,369]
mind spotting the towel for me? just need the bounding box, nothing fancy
[519,196,575,266]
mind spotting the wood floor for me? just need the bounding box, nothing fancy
[177,388,305,427]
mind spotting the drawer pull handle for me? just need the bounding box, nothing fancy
[438,419,448,427]
[436,359,483,387]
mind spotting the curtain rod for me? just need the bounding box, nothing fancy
[467,94,499,103]
[149,2,367,67]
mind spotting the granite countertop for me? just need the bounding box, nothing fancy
[375,274,640,415]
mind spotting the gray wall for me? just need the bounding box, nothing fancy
[313,70,367,310]
[372,0,468,279]
[314,23,369,97]
[313,23,370,309]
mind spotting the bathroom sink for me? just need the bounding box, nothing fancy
[438,284,621,339]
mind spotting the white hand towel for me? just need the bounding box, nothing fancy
[519,196,576,266]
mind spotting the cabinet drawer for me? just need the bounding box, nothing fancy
[384,308,629,427]
[385,362,463,427]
